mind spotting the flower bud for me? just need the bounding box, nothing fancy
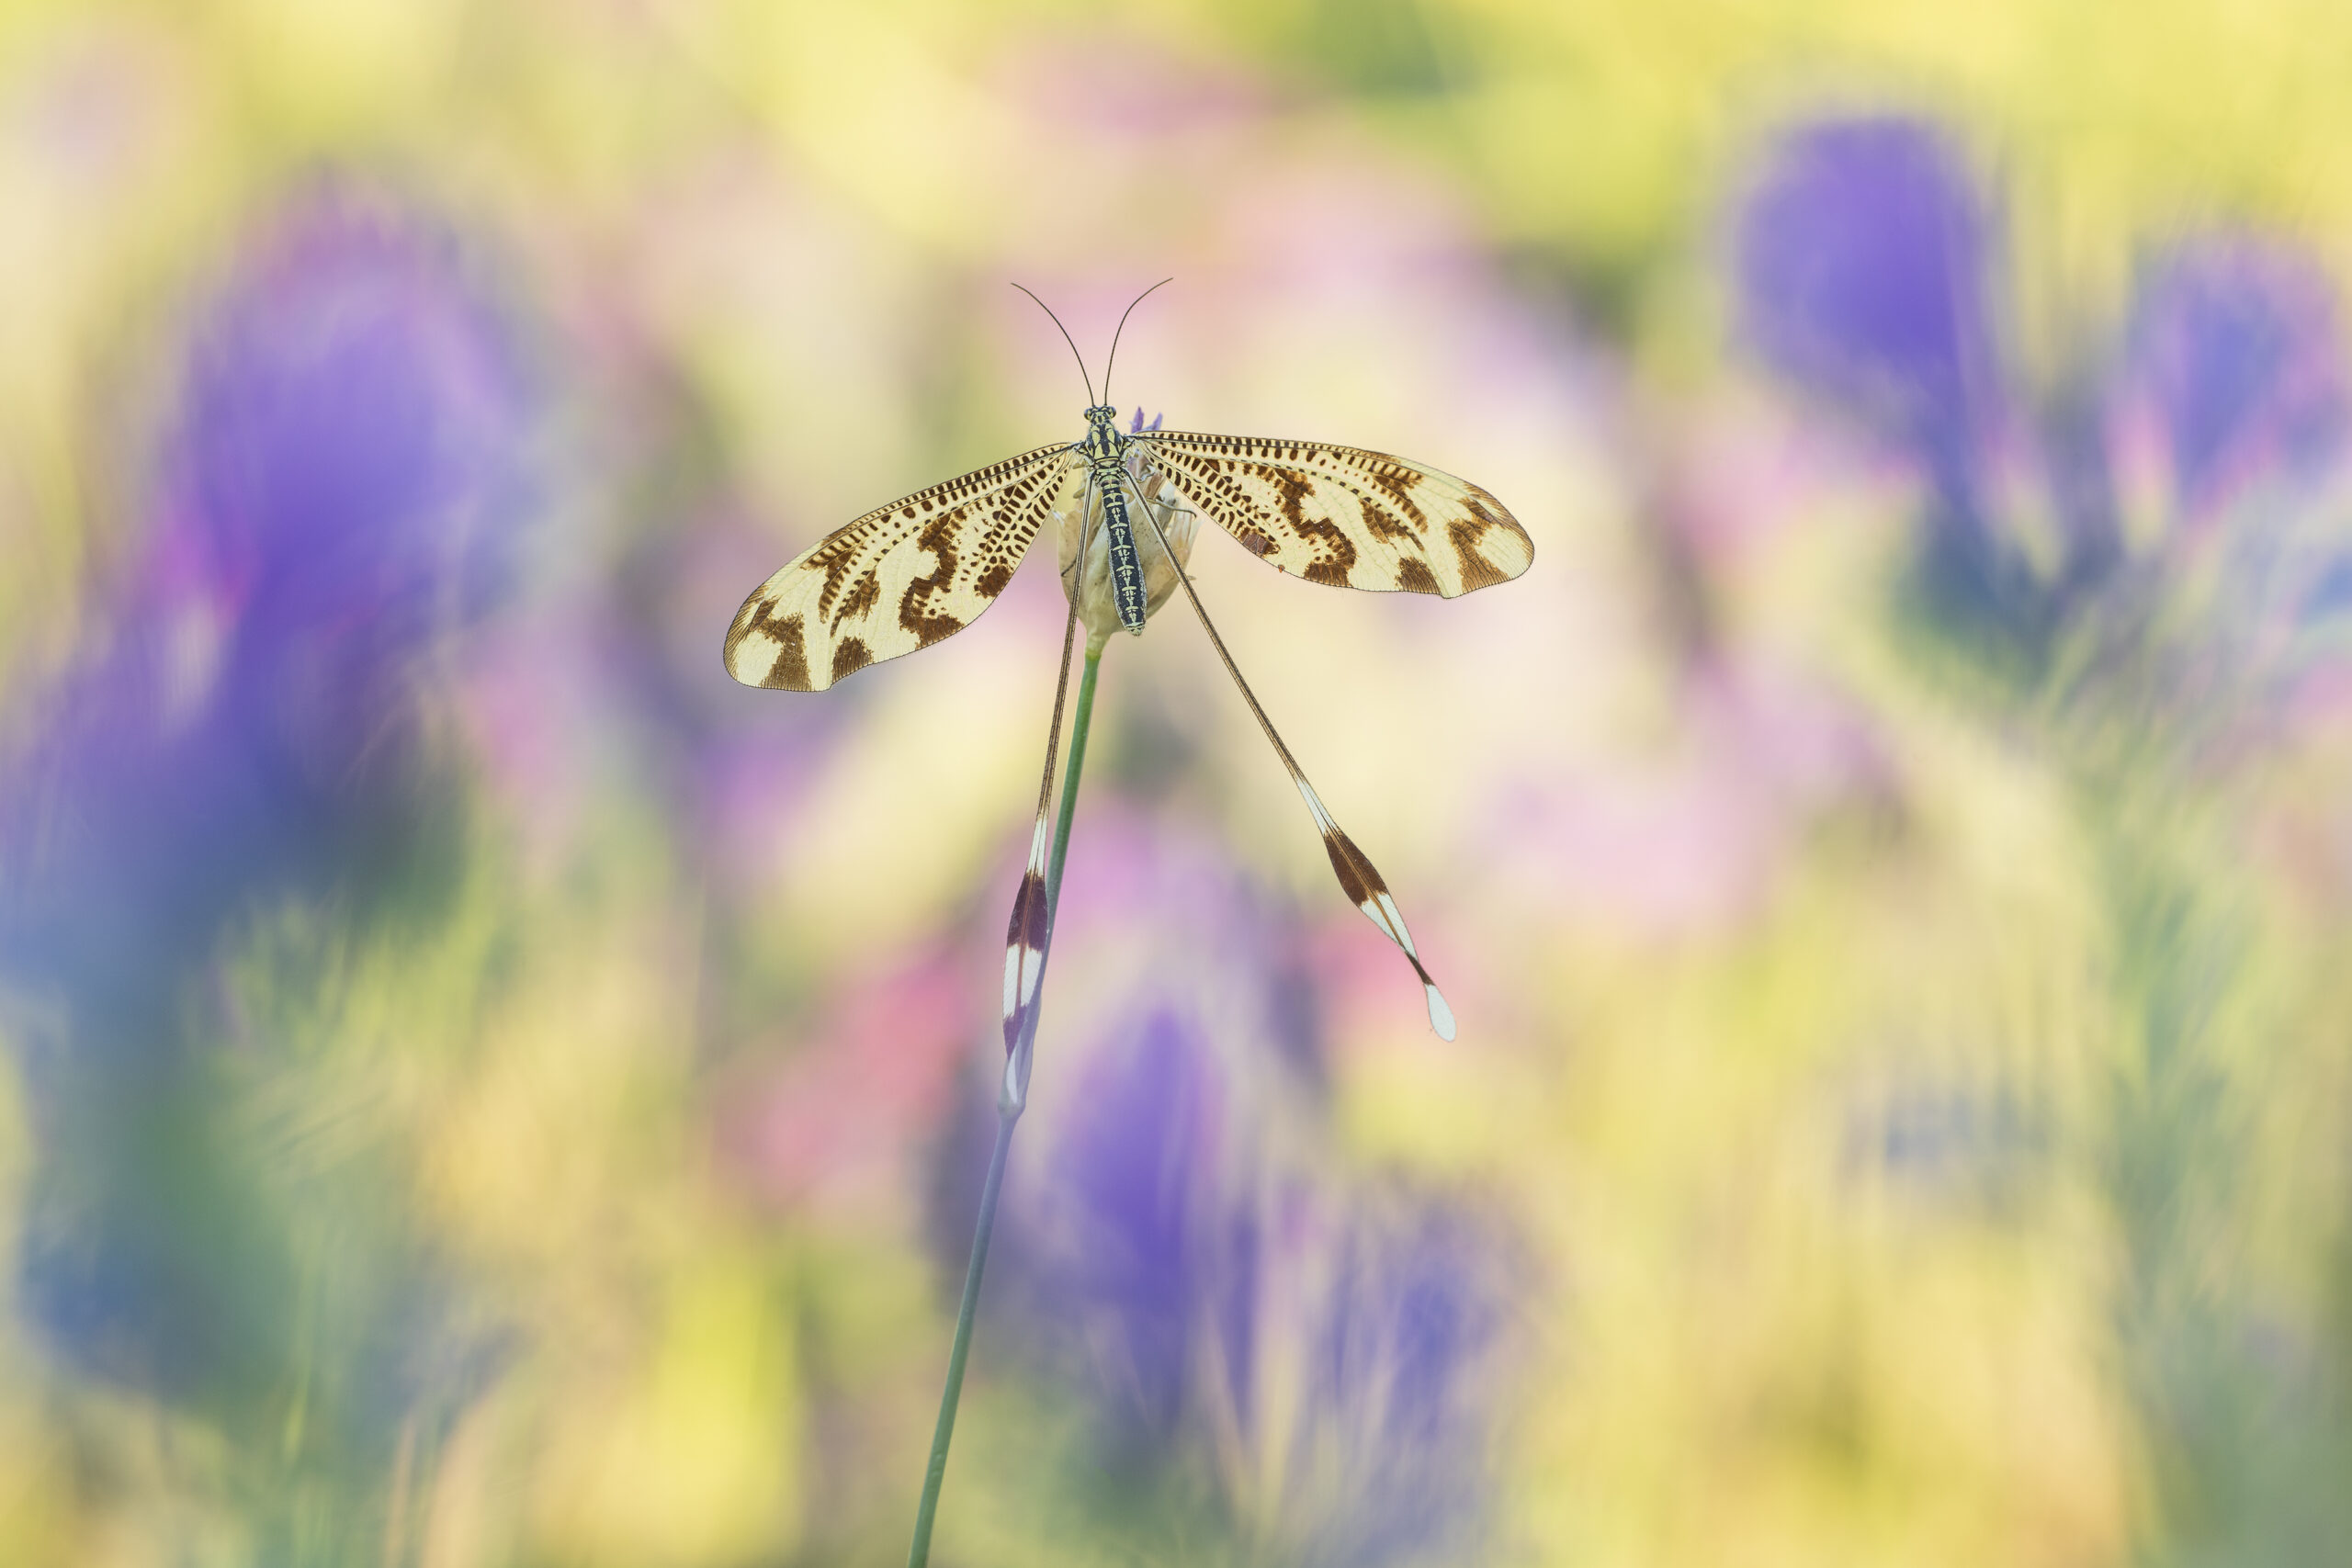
[1058,466,1198,650]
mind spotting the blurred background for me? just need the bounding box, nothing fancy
[4,2,2352,1564]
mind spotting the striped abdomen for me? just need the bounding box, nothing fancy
[1095,464,1148,635]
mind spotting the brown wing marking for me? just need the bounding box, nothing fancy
[727,597,813,690]
[830,637,874,684]
[901,513,967,649]
[724,444,1080,691]
[1133,431,1532,597]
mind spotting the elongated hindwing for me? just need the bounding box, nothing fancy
[725,445,1083,692]
[1131,432,1532,597]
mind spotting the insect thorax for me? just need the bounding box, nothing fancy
[1079,405,1127,464]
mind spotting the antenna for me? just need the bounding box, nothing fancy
[1011,283,1096,407]
[1102,277,1173,409]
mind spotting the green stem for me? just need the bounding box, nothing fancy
[904,1112,1012,1568]
[1046,649,1101,902]
[906,645,1102,1568]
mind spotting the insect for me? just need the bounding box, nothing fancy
[724,283,1533,1040]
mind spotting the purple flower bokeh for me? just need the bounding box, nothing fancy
[1034,1004,1502,1562]
[1043,1008,1243,1447]
[935,814,1510,1562]
[2117,241,2347,522]
[1739,114,2352,681]
[2109,240,2352,681]
[1738,119,1996,475]
[1737,117,2058,648]
[5,193,530,1034]
[0,190,536,1429]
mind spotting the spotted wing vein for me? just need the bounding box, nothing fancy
[1132,432,1532,596]
[724,445,1080,691]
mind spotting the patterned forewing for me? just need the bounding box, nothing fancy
[725,446,1080,691]
[1132,432,1532,596]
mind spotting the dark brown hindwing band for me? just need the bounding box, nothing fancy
[1006,871,1051,951]
[1324,829,1375,907]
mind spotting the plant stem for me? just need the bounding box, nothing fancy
[1046,649,1100,901]
[904,1112,1012,1568]
[906,645,1102,1568]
